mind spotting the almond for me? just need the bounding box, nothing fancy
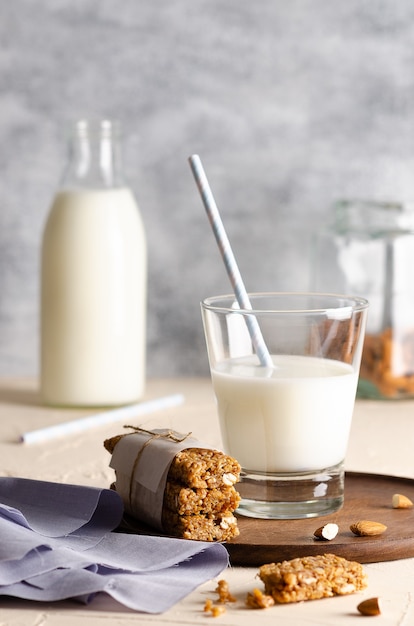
[357,597,381,616]
[392,493,413,509]
[223,472,238,486]
[350,520,387,536]
[313,523,339,541]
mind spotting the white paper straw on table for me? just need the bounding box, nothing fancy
[21,393,185,444]
[188,153,273,369]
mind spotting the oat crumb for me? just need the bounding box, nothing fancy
[246,587,275,609]
[204,598,226,617]
[211,605,226,617]
[215,579,236,603]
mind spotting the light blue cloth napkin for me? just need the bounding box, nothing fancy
[0,477,229,613]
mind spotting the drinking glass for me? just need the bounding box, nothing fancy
[201,292,368,519]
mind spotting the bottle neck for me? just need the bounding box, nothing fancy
[61,120,125,190]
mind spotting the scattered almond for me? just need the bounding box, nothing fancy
[357,597,381,616]
[350,520,387,537]
[313,523,339,541]
[392,493,413,509]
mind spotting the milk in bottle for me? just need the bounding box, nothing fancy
[40,120,146,407]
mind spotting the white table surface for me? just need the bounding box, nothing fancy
[1,377,414,625]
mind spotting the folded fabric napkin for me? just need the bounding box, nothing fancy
[0,477,229,613]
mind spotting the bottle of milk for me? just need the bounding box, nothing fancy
[40,120,147,407]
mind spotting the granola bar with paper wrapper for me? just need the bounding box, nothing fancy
[104,428,241,541]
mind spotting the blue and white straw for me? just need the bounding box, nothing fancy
[189,154,273,368]
[21,394,185,444]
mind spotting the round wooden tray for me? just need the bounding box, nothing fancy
[226,472,414,566]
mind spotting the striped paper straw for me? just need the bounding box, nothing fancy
[188,154,273,368]
[21,393,185,444]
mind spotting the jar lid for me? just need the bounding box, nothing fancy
[334,200,414,236]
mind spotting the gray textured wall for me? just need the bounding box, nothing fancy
[1,1,414,378]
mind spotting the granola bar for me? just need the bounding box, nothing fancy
[161,509,239,542]
[104,431,241,541]
[259,554,367,604]
[164,482,240,516]
[167,448,240,489]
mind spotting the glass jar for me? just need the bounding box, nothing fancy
[40,120,147,407]
[312,200,414,399]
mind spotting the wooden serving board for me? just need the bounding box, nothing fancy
[226,472,414,566]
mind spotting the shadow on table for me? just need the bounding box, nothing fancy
[0,594,137,615]
[0,385,42,407]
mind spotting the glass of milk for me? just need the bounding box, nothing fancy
[201,292,368,519]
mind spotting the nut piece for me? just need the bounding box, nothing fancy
[222,472,238,486]
[357,597,381,616]
[313,523,339,541]
[350,520,387,537]
[392,493,413,509]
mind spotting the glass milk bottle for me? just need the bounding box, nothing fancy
[40,120,147,407]
[312,200,414,400]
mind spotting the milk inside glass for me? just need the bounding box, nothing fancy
[40,187,146,407]
[211,354,358,473]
